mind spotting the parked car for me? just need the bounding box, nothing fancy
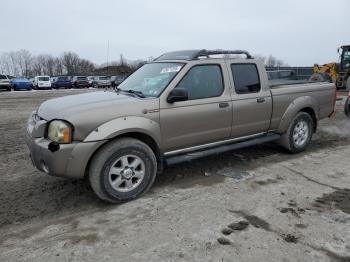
[26,49,336,203]
[93,76,111,88]
[110,75,128,87]
[71,76,89,88]
[0,74,11,91]
[32,76,51,90]
[11,78,32,91]
[52,76,72,89]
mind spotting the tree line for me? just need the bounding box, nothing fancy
[0,50,146,78]
[254,54,289,67]
[0,49,288,78]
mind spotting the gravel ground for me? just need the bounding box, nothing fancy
[0,89,350,262]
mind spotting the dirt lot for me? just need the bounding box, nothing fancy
[0,89,350,262]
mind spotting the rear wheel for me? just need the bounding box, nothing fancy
[89,138,157,203]
[279,112,314,153]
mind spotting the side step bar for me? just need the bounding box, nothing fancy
[165,133,281,166]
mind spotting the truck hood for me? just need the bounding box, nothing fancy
[37,91,159,140]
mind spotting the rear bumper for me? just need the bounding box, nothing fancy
[54,83,72,88]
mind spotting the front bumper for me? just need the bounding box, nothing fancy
[25,112,105,179]
[37,85,51,89]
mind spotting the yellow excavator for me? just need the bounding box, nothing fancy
[310,45,350,90]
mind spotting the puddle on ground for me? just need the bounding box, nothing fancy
[216,168,254,182]
[313,189,350,214]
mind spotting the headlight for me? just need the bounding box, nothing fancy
[47,120,73,144]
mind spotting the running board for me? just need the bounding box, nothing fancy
[165,133,280,166]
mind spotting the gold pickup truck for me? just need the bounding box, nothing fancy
[25,49,336,203]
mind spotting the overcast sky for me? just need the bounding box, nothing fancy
[1,0,349,66]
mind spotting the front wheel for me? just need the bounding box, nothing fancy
[89,138,157,203]
[279,112,314,153]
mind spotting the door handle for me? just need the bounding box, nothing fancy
[257,97,266,103]
[219,102,229,108]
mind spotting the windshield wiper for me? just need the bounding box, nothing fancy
[114,87,146,98]
[123,89,146,98]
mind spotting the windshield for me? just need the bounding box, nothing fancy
[0,75,7,79]
[118,62,184,97]
[99,76,108,80]
[38,77,49,81]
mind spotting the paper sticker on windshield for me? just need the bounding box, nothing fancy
[160,66,182,74]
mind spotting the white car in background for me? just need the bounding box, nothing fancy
[0,74,11,91]
[32,76,52,90]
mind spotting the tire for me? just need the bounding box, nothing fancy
[279,112,314,153]
[309,73,332,82]
[12,85,16,91]
[89,138,157,203]
[346,77,350,91]
[345,97,350,117]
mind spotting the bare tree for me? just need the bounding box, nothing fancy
[266,55,278,67]
[15,49,32,78]
[253,54,267,65]
[53,57,64,75]
[61,52,80,75]
[0,53,12,75]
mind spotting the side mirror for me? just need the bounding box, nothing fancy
[167,88,188,103]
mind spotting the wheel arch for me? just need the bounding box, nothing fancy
[277,96,319,134]
[84,131,163,178]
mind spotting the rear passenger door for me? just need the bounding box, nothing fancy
[227,62,272,138]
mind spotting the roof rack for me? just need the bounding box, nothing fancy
[198,49,253,59]
[154,49,253,61]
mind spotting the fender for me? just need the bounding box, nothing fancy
[83,116,161,147]
[277,96,319,133]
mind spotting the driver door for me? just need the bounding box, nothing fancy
[159,62,233,153]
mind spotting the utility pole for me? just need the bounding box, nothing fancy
[107,40,110,77]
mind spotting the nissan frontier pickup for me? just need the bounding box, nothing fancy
[25,49,336,203]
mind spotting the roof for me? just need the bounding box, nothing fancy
[154,49,253,61]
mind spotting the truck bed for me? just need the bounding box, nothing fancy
[269,79,326,88]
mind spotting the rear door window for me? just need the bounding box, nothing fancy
[231,64,261,94]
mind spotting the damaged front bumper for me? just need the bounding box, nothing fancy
[25,111,105,179]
